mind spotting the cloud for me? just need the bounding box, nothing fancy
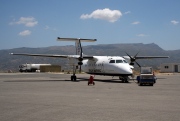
[10,17,38,27]
[131,21,140,25]
[171,20,179,25]
[19,30,31,36]
[136,34,147,37]
[124,11,131,15]
[80,8,122,23]
[44,25,57,31]
[45,25,50,30]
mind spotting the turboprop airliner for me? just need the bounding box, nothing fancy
[11,37,169,82]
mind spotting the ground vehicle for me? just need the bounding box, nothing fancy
[19,64,51,72]
[136,67,156,86]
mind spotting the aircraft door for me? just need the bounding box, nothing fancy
[100,61,105,73]
[93,61,105,73]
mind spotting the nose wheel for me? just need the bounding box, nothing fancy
[119,77,129,83]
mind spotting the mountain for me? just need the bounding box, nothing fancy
[0,43,179,72]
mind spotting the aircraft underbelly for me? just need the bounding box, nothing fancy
[86,72,132,76]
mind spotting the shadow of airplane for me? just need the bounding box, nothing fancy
[4,76,165,84]
[4,78,133,84]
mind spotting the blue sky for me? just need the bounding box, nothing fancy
[0,0,180,50]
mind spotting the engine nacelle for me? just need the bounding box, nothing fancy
[78,57,83,61]
[78,62,83,65]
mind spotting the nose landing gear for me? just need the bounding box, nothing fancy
[119,76,129,83]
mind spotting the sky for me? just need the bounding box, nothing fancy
[0,0,180,50]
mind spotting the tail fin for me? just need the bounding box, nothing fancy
[57,37,96,55]
[75,40,81,55]
[57,37,96,73]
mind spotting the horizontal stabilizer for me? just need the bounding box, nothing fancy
[57,37,96,42]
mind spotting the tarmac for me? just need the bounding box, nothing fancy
[0,73,180,121]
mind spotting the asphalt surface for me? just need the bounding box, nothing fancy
[0,73,180,121]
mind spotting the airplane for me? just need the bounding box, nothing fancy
[10,37,169,83]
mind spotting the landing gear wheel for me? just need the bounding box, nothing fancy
[122,79,125,83]
[121,78,128,83]
[71,75,76,81]
[124,78,128,83]
[119,77,129,83]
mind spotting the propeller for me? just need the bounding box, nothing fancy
[78,39,83,73]
[125,52,141,67]
[78,57,83,73]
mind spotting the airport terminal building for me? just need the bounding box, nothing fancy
[160,63,180,73]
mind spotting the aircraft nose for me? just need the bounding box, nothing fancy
[122,65,133,74]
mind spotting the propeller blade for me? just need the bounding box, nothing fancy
[125,52,135,63]
[78,61,83,73]
[125,52,133,59]
[78,39,83,73]
[79,65,81,73]
[125,52,141,67]
[135,61,141,67]
[134,51,139,58]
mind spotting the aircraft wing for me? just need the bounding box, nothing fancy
[123,56,169,60]
[10,53,94,59]
[123,55,169,67]
[135,56,169,59]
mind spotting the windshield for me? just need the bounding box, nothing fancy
[116,60,123,63]
[109,60,115,63]
[123,60,128,63]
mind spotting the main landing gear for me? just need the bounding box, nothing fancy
[71,66,77,81]
[71,74,76,81]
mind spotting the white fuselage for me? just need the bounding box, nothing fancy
[81,56,133,76]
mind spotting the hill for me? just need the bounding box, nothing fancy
[0,43,179,72]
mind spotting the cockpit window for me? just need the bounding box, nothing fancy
[123,60,128,63]
[116,60,123,63]
[109,60,115,63]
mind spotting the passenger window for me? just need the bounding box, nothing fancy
[116,60,123,63]
[109,60,115,63]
